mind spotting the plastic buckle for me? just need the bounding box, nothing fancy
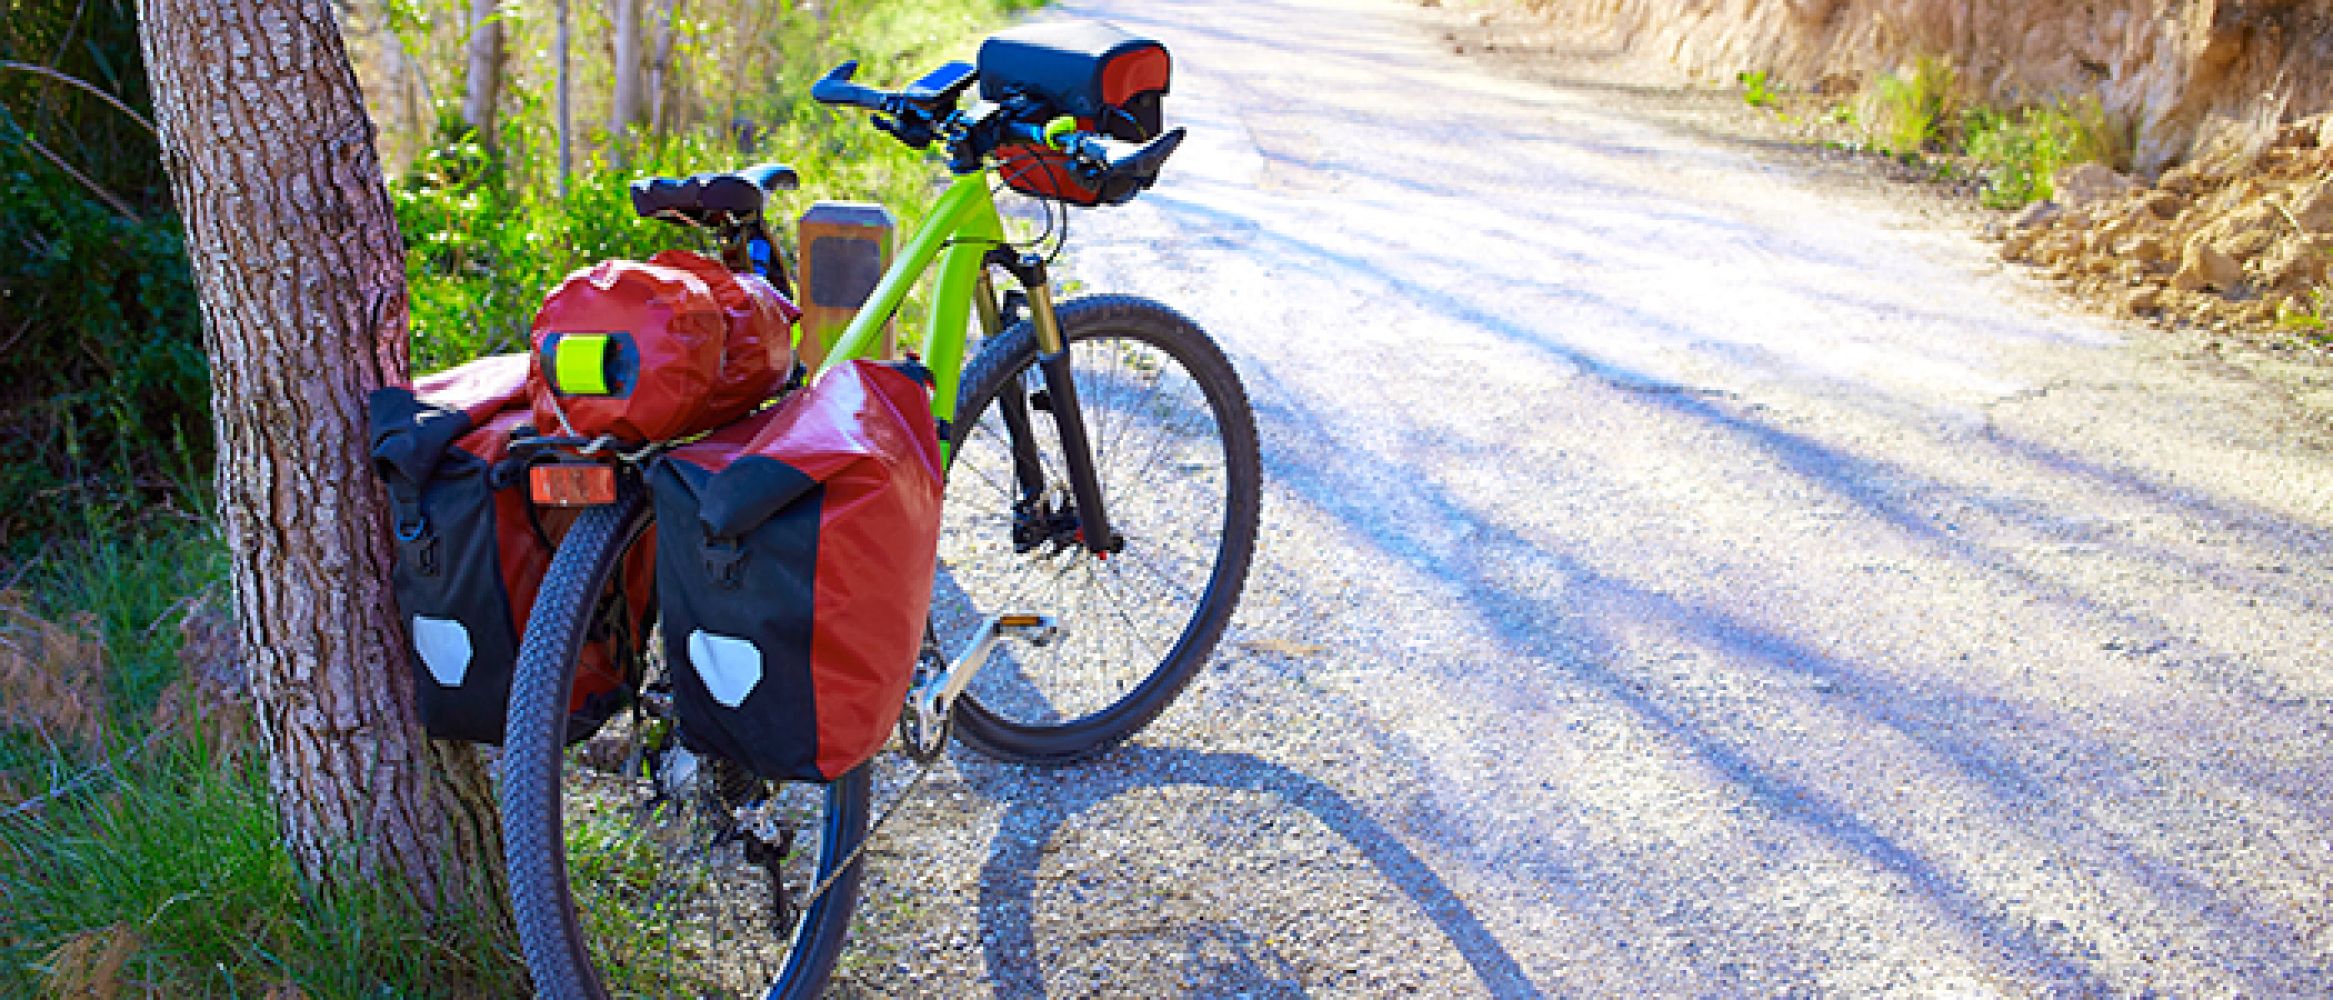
[408,533,439,577]
[703,535,747,589]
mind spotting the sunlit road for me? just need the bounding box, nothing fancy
[833,0,2333,994]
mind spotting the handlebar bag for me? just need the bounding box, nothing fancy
[978,22,1170,206]
[648,360,944,781]
[529,249,801,444]
[371,354,655,744]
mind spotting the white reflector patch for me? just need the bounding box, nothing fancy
[411,616,472,687]
[689,630,763,708]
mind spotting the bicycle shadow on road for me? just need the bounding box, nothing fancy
[956,744,1544,999]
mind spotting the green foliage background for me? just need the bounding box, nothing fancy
[1,0,209,551]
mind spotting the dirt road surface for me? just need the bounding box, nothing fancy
[832,0,2333,994]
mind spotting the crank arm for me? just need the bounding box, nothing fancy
[904,613,1060,753]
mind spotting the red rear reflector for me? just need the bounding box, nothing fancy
[530,464,617,507]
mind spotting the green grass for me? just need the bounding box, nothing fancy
[2276,287,2330,335]
[0,737,525,998]
[1737,70,1778,109]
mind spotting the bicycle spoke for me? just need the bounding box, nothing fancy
[946,308,1250,740]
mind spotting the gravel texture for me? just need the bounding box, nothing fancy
[825,0,2333,995]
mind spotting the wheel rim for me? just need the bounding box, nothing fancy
[557,678,859,998]
[936,330,1237,730]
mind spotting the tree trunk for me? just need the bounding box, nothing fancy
[646,0,681,135]
[135,0,506,918]
[462,0,505,145]
[371,4,416,168]
[557,0,573,193]
[609,0,644,164]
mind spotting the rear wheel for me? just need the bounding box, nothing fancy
[501,486,869,999]
[938,295,1261,764]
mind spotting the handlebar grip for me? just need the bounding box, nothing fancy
[1067,128,1186,177]
[811,61,891,111]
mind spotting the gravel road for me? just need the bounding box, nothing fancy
[829,0,2333,995]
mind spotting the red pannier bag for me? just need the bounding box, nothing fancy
[529,249,801,444]
[370,354,655,744]
[979,22,1171,206]
[647,360,944,781]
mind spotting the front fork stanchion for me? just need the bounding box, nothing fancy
[976,271,1049,508]
[1006,254,1121,556]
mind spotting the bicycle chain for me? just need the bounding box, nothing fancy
[787,750,943,914]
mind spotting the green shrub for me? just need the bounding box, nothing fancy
[1862,56,1960,157]
[1,0,208,551]
[1962,106,2075,207]
[1737,70,1778,109]
[1958,96,2133,208]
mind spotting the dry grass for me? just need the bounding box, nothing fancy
[39,924,139,999]
[0,591,111,761]
[145,598,250,757]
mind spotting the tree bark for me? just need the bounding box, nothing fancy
[646,0,681,135]
[461,0,505,145]
[609,0,645,164]
[136,0,506,917]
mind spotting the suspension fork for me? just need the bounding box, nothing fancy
[980,251,1122,555]
[973,270,1048,510]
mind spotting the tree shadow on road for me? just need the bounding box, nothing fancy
[1223,354,2329,993]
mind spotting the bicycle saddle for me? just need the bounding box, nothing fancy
[630,162,800,225]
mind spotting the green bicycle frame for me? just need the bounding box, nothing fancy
[812,171,1008,453]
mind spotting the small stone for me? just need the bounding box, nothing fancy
[2260,236,2332,290]
[2120,233,2172,262]
[2142,190,2186,219]
[2289,178,2333,234]
[2221,227,2276,261]
[2001,227,2041,259]
[2125,286,2164,314]
[2055,162,2140,208]
[2171,238,2242,292]
[2009,200,2062,230]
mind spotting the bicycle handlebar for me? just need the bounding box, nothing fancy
[810,61,895,112]
[812,60,1186,189]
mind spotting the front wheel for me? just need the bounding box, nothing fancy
[938,295,1261,764]
[501,486,870,999]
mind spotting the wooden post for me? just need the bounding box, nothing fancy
[795,201,896,370]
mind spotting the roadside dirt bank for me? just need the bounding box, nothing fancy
[1424,0,2333,422]
[1477,0,2333,175]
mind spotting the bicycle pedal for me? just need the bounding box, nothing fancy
[995,612,1060,647]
